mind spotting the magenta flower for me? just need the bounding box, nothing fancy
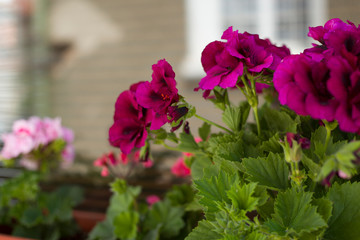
[199,41,243,90]
[274,54,338,120]
[135,59,180,130]
[109,91,151,154]
[286,133,310,149]
[198,27,289,91]
[327,56,360,133]
[308,18,357,45]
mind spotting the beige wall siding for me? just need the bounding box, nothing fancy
[328,0,360,24]
[50,0,185,160]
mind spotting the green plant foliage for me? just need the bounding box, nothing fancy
[144,200,185,238]
[185,220,222,240]
[199,122,211,141]
[194,171,239,214]
[222,102,250,132]
[265,188,327,238]
[325,182,360,240]
[178,132,200,153]
[261,106,299,134]
[242,153,290,191]
[227,182,259,216]
[114,211,139,240]
[0,175,84,240]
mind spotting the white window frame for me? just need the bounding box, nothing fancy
[181,0,328,80]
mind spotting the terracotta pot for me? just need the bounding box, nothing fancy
[0,234,34,240]
[72,210,106,233]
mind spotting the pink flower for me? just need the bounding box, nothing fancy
[171,157,191,177]
[146,195,160,206]
[94,152,119,177]
[61,145,75,168]
[0,133,34,159]
[42,117,63,144]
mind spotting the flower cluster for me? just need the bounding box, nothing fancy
[0,116,74,170]
[94,19,360,240]
[198,26,290,91]
[94,150,152,177]
[274,18,360,133]
[109,59,189,155]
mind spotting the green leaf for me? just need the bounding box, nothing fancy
[19,207,43,227]
[191,155,216,180]
[325,182,360,240]
[194,171,239,214]
[265,188,327,237]
[53,185,84,206]
[301,155,321,181]
[212,139,244,163]
[259,133,282,154]
[113,211,139,240]
[178,132,200,153]
[318,141,360,181]
[166,184,195,206]
[88,219,116,240]
[312,198,333,223]
[106,181,140,221]
[227,182,259,215]
[262,107,298,133]
[12,225,42,239]
[185,220,222,240]
[222,103,250,132]
[166,132,178,143]
[144,200,185,238]
[143,224,161,240]
[199,122,211,141]
[242,153,289,191]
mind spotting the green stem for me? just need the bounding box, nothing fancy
[324,125,331,153]
[195,114,232,134]
[253,104,261,136]
[161,142,181,152]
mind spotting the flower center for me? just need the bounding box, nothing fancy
[160,93,170,101]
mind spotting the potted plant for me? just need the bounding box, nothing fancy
[0,117,85,239]
[100,18,360,239]
[89,149,202,240]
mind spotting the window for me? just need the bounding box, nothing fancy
[181,0,328,79]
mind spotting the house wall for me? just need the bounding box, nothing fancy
[328,0,360,24]
[49,0,186,162]
[48,0,360,167]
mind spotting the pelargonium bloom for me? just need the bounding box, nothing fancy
[273,54,338,121]
[94,152,119,177]
[286,133,310,149]
[308,18,358,45]
[146,195,160,206]
[199,40,243,90]
[0,133,34,159]
[109,83,152,154]
[327,56,360,133]
[0,116,75,170]
[171,157,191,177]
[306,19,360,62]
[136,59,179,130]
[198,27,290,92]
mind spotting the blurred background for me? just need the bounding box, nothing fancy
[0,0,359,172]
